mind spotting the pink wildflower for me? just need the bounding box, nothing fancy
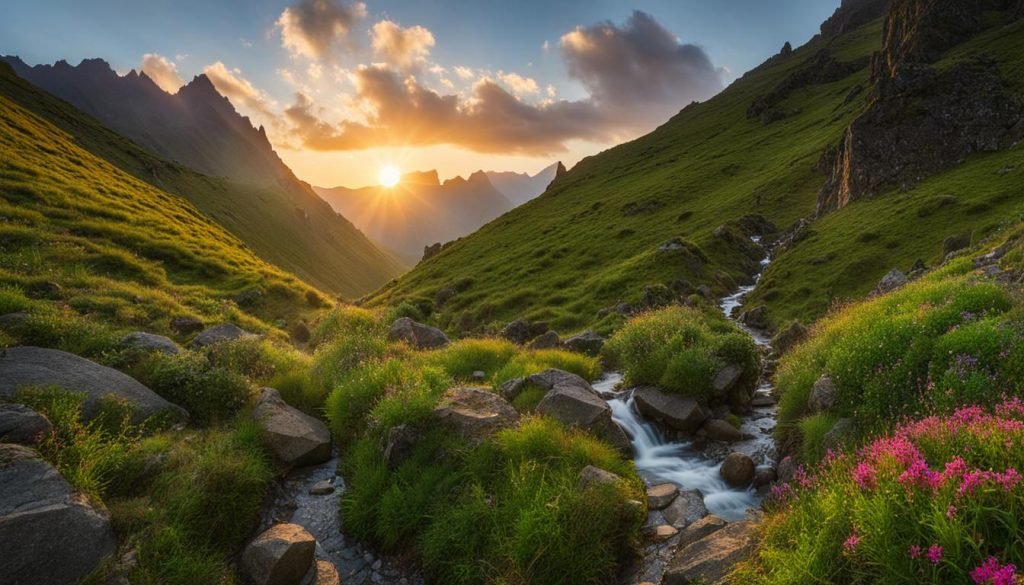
[843,533,860,554]
[908,545,922,559]
[946,504,957,519]
[853,463,876,491]
[970,556,1018,585]
[927,545,944,564]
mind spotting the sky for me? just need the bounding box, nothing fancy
[2,0,840,188]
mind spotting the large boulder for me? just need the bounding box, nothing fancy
[252,388,331,468]
[0,404,52,445]
[433,387,519,442]
[0,346,187,424]
[388,317,449,349]
[664,520,757,585]
[120,331,181,355]
[0,444,117,585]
[563,331,605,356]
[873,269,908,296]
[647,483,679,510]
[720,452,756,487]
[169,315,204,335]
[527,368,592,391]
[528,331,562,350]
[807,374,838,413]
[663,489,709,529]
[190,323,253,349]
[633,387,708,434]
[500,320,531,345]
[241,523,316,585]
[536,384,631,453]
[711,365,743,397]
[701,419,743,443]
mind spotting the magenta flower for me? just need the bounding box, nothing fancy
[853,463,876,491]
[946,504,957,519]
[971,556,1017,585]
[927,545,944,564]
[843,533,860,554]
[908,545,922,559]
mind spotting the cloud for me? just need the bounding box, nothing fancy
[276,0,367,60]
[203,61,275,118]
[370,20,435,71]
[498,72,539,95]
[560,10,724,128]
[140,53,184,93]
[281,11,725,155]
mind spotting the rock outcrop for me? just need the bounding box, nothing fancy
[433,387,519,442]
[0,444,117,585]
[0,404,52,445]
[748,49,870,123]
[0,346,187,423]
[241,523,316,585]
[820,0,893,39]
[252,388,332,468]
[388,317,450,349]
[663,519,757,585]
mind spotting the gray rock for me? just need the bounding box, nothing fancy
[754,467,778,489]
[664,520,757,585]
[527,369,592,392]
[577,465,622,490]
[807,374,838,413]
[500,320,531,345]
[433,387,519,442]
[387,318,449,350]
[873,269,908,296]
[471,370,486,382]
[536,383,631,453]
[741,306,769,330]
[720,452,756,487]
[0,346,187,424]
[563,331,605,356]
[0,312,28,330]
[0,444,117,585]
[253,388,331,468]
[309,479,334,496]
[701,419,743,443]
[498,377,527,401]
[662,489,708,529]
[0,404,52,445]
[169,315,204,335]
[776,456,796,484]
[822,417,858,453]
[711,365,743,397]
[120,331,181,355]
[382,424,418,468]
[647,483,679,510]
[241,523,316,585]
[528,330,562,350]
[633,387,708,434]
[771,321,808,355]
[190,323,253,349]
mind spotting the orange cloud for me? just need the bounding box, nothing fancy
[370,20,435,71]
[140,53,183,93]
[277,0,366,60]
[203,61,275,119]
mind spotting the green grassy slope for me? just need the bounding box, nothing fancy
[0,63,405,298]
[369,17,1024,335]
[367,22,884,334]
[0,63,328,338]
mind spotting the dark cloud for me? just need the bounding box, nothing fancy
[286,11,725,154]
[277,0,367,60]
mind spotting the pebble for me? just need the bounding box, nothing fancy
[309,479,335,495]
[654,525,679,542]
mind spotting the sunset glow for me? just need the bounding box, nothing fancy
[378,165,401,188]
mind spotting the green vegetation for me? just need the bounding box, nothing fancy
[603,306,760,400]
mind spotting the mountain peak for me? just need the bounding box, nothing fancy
[402,170,441,187]
[180,73,218,95]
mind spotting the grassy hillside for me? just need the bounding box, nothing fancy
[0,61,328,342]
[0,61,406,298]
[368,16,1024,335]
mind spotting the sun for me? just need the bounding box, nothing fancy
[378,164,401,188]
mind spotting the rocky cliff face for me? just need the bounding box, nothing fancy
[821,0,893,38]
[817,0,1024,215]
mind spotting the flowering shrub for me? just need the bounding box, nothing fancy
[734,400,1024,584]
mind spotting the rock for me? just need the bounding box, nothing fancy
[0,346,187,424]
[741,305,769,330]
[253,388,332,468]
[309,479,334,496]
[290,322,311,344]
[0,311,28,330]
[564,331,605,356]
[711,365,743,397]
[647,483,679,510]
[388,317,449,350]
[382,424,418,468]
[190,323,253,349]
[536,383,631,454]
[776,456,797,484]
[577,465,622,490]
[664,520,757,585]
[500,320,531,345]
[822,417,858,453]
[807,374,838,413]
[120,331,181,355]
[433,387,519,442]
[528,331,562,350]
[527,369,592,391]
[314,560,341,585]
[702,419,743,443]
[721,452,756,487]
[0,444,117,585]
[663,489,709,529]
[675,514,728,549]
[633,387,708,434]
[241,523,316,585]
[943,234,971,258]
[751,395,776,408]
[471,370,486,382]
[754,467,778,489]
[873,269,909,296]
[498,377,527,401]
[654,525,679,542]
[771,321,808,355]
[528,321,550,338]
[169,315,204,335]
[0,404,52,445]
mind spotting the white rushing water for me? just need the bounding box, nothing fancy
[599,237,777,521]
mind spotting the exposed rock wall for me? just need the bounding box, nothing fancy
[821,0,893,38]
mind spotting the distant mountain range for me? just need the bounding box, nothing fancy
[315,164,560,261]
[1,56,405,297]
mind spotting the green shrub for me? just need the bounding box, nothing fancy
[133,352,252,425]
[324,358,437,443]
[309,306,383,348]
[0,284,31,313]
[604,306,760,400]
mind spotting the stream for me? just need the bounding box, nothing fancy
[600,240,778,522]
